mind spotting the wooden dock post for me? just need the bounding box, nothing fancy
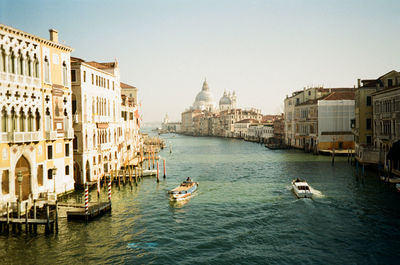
[108,175,112,202]
[129,167,132,187]
[97,177,100,200]
[55,200,59,233]
[163,159,166,178]
[25,202,28,234]
[118,169,121,189]
[152,150,155,169]
[46,204,50,234]
[17,200,21,219]
[33,199,37,233]
[156,161,159,183]
[6,202,9,233]
[17,200,21,232]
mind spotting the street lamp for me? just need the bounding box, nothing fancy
[17,170,23,202]
[52,166,57,194]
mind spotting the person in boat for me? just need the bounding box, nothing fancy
[186,177,192,182]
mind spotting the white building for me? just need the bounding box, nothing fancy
[192,79,217,111]
[219,90,237,111]
[317,92,355,150]
[71,57,122,186]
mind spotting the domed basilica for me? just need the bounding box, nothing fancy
[192,79,236,111]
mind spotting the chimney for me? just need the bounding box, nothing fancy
[49,29,58,43]
[357,79,361,88]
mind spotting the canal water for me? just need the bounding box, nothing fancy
[1,132,400,264]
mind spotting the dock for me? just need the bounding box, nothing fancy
[66,201,112,221]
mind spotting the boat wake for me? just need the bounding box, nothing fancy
[310,187,324,198]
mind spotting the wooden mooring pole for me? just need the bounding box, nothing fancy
[156,161,159,183]
[25,202,28,234]
[163,159,166,178]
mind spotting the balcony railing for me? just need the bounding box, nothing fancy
[0,72,40,87]
[64,129,74,139]
[8,131,41,143]
[46,131,57,141]
[99,143,112,151]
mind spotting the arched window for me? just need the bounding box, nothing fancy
[11,107,16,131]
[26,52,32,77]
[9,50,15,74]
[35,109,40,131]
[0,47,5,72]
[1,107,7,132]
[33,55,39,78]
[18,50,24,75]
[62,61,68,86]
[19,109,25,132]
[44,56,50,83]
[27,109,33,132]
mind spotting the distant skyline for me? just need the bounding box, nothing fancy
[1,0,400,122]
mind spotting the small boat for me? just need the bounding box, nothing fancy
[142,169,157,176]
[396,184,400,192]
[292,178,313,198]
[168,178,198,201]
[380,176,400,183]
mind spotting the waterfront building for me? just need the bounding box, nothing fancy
[371,70,400,174]
[70,57,121,186]
[181,109,203,135]
[272,114,285,145]
[247,123,273,143]
[294,98,319,151]
[317,91,355,151]
[353,78,379,164]
[233,119,259,139]
[284,87,332,147]
[120,93,140,168]
[160,114,181,133]
[120,82,137,105]
[0,24,74,206]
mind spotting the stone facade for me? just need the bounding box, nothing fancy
[0,24,74,207]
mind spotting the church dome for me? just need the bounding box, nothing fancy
[193,80,216,110]
[219,91,231,105]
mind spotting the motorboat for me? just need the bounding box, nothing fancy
[142,169,157,177]
[168,178,198,201]
[380,176,400,183]
[292,178,313,198]
[396,184,400,192]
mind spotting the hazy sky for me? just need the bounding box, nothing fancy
[1,0,399,122]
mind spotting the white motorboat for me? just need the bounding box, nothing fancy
[292,178,313,198]
[168,178,198,201]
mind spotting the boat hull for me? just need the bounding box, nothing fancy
[169,182,198,201]
[142,169,157,176]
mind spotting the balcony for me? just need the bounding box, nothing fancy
[0,72,40,87]
[46,131,57,141]
[99,143,112,151]
[64,129,74,139]
[8,131,41,143]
